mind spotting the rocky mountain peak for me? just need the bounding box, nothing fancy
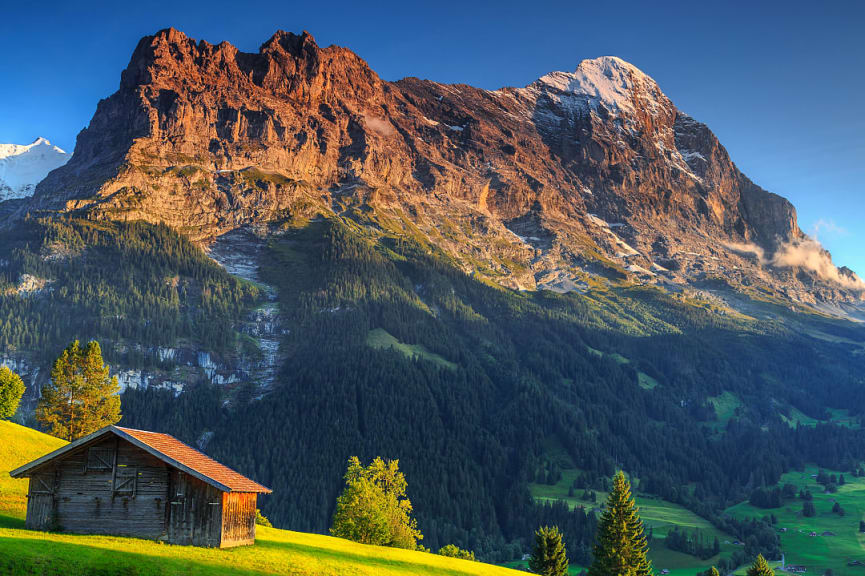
[532,56,668,117]
[0,137,69,202]
[18,28,864,307]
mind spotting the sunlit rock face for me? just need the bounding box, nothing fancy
[23,28,862,304]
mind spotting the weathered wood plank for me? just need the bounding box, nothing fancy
[21,432,260,547]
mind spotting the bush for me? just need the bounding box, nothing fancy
[255,509,272,527]
[438,544,476,561]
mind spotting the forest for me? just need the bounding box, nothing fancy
[3,215,865,564]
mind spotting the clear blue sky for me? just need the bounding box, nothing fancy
[1,0,862,275]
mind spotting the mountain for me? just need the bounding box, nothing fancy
[22,28,863,307]
[3,28,865,567]
[0,137,69,201]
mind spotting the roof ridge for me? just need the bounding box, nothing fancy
[11,425,271,494]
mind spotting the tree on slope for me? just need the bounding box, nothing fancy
[36,340,121,440]
[746,554,774,576]
[529,525,569,576]
[330,456,422,549]
[0,365,25,420]
[588,471,652,576]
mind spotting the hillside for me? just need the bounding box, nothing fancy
[0,420,65,519]
[0,421,522,576]
[3,214,865,565]
[2,25,865,568]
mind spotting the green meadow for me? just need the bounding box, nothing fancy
[726,465,865,575]
[0,420,520,576]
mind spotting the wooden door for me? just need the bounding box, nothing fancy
[25,472,55,530]
[167,470,191,544]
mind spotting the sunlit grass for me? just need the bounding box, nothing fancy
[0,421,519,575]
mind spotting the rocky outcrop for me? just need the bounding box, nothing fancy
[24,28,862,303]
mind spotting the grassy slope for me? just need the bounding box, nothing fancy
[0,420,65,518]
[366,327,457,370]
[0,421,520,576]
[726,465,865,575]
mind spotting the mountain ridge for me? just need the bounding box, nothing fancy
[0,137,68,201]
[14,28,865,307]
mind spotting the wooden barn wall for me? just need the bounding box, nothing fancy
[47,436,170,539]
[220,492,257,547]
[167,469,223,547]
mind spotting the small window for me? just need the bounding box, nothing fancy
[114,467,137,497]
[86,447,113,471]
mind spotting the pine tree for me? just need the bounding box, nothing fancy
[528,525,569,576]
[588,471,652,576]
[36,340,121,440]
[0,365,26,420]
[746,554,774,576]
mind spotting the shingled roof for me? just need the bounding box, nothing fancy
[10,425,271,494]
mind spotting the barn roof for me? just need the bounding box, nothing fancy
[10,425,271,494]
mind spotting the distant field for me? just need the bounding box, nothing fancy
[530,467,736,576]
[725,465,865,575]
[586,346,659,390]
[779,407,860,430]
[367,328,457,370]
[0,421,519,576]
[707,391,743,427]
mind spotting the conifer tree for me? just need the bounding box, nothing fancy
[36,340,121,440]
[588,471,652,576]
[0,365,25,420]
[746,554,774,576]
[529,525,569,576]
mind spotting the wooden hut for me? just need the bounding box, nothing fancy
[10,425,271,547]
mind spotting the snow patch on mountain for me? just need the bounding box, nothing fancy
[0,137,69,201]
[517,56,668,120]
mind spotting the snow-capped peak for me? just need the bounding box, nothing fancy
[526,56,669,117]
[0,137,69,202]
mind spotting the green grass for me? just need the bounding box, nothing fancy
[367,328,457,370]
[726,465,865,574]
[0,421,519,575]
[0,420,65,519]
[780,407,860,430]
[529,468,736,575]
[586,347,659,390]
[637,372,659,390]
[707,391,743,427]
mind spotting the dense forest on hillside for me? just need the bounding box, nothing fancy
[4,216,865,563]
[0,218,258,364]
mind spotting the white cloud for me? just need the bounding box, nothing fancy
[771,237,865,290]
[724,238,864,291]
[724,241,765,262]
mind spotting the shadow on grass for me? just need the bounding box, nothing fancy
[0,533,263,576]
[0,513,24,529]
